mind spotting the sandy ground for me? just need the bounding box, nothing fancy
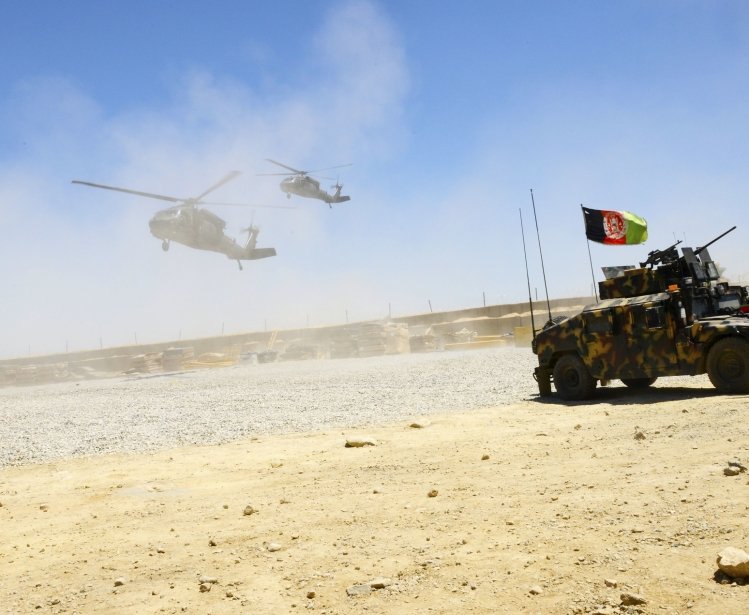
[1,380,749,614]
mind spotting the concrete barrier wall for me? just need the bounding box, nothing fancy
[1,296,593,368]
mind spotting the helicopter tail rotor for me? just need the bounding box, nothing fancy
[241,223,260,251]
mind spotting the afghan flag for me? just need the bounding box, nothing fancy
[582,206,648,245]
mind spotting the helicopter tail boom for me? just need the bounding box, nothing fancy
[243,247,277,260]
[237,225,276,260]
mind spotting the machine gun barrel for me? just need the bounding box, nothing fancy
[640,240,681,268]
[695,225,737,255]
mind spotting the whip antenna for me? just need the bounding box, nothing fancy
[519,208,537,340]
[530,189,553,323]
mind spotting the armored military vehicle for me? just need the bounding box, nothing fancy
[533,227,749,400]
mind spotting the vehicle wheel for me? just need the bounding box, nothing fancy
[553,354,596,400]
[621,377,658,389]
[707,337,749,393]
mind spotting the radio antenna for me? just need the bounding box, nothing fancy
[530,189,552,323]
[519,208,536,340]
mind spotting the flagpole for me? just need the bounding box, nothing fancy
[530,189,552,323]
[581,204,599,302]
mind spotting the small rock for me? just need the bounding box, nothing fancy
[346,583,371,597]
[481,454,490,461]
[633,430,646,441]
[199,583,211,593]
[427,489,438,498]
[604,578,617,588]
[306,590,316,599]
[620,592,647,606]
[209,538,217,547]
[345,437,376,448]
[243,505,258,516]
[39,504,49,512]
[409,420,430,428]
[529,585,543,595]
[199,575,218,585]
[724,467,740,476]
[717,547,749,578]
[368,577,393,589]
[267,542,282,552]
[113,577,126,587]
[156,546,166,554]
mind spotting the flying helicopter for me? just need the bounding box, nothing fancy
[71,171,279,270]
[258,159,352,207]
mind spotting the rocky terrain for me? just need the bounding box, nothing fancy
[1,347,748,614]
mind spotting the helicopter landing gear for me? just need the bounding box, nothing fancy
[237,260,243,271]
[162,240,170,252]
[286,193,291,199]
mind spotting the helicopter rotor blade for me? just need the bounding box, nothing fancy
[265,159,306,174]
[256,172,298,177]
[307,163,353,174]
[71,180,182,203]
[201,200,297,209]
[192,170,241,202]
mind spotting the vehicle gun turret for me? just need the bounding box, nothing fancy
[599,226,739,301]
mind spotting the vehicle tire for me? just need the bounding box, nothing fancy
[621,377,658,389]
[706,337,749,394]
[553,354,596,401]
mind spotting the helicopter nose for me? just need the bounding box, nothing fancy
[149,217,168,238]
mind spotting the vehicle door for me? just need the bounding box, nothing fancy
[625,297,680,377]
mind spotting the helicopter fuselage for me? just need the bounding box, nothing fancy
[72,171,276,267]
[279,175,350,204]
[148,205,275,262]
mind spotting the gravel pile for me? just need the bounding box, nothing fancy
[0,347,538,467]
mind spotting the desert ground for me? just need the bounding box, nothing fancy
[1,350,748,614]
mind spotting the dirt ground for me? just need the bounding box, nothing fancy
[1,381,748,614]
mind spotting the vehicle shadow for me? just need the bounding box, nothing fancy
[531,384,721,406]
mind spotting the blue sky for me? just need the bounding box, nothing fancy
[1,1,748,359]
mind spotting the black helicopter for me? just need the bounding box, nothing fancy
[258,159,352,207]
[72,171,277,270]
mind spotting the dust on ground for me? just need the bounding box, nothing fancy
[1,382,748,614]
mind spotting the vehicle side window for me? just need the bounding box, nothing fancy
[644,305,665,329]
[584,310,613,334]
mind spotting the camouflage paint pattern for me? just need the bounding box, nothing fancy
[533,232,749,396]
[533,290,749,386]
[599,268,665,300]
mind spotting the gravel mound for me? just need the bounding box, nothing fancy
[0,347,538,467]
